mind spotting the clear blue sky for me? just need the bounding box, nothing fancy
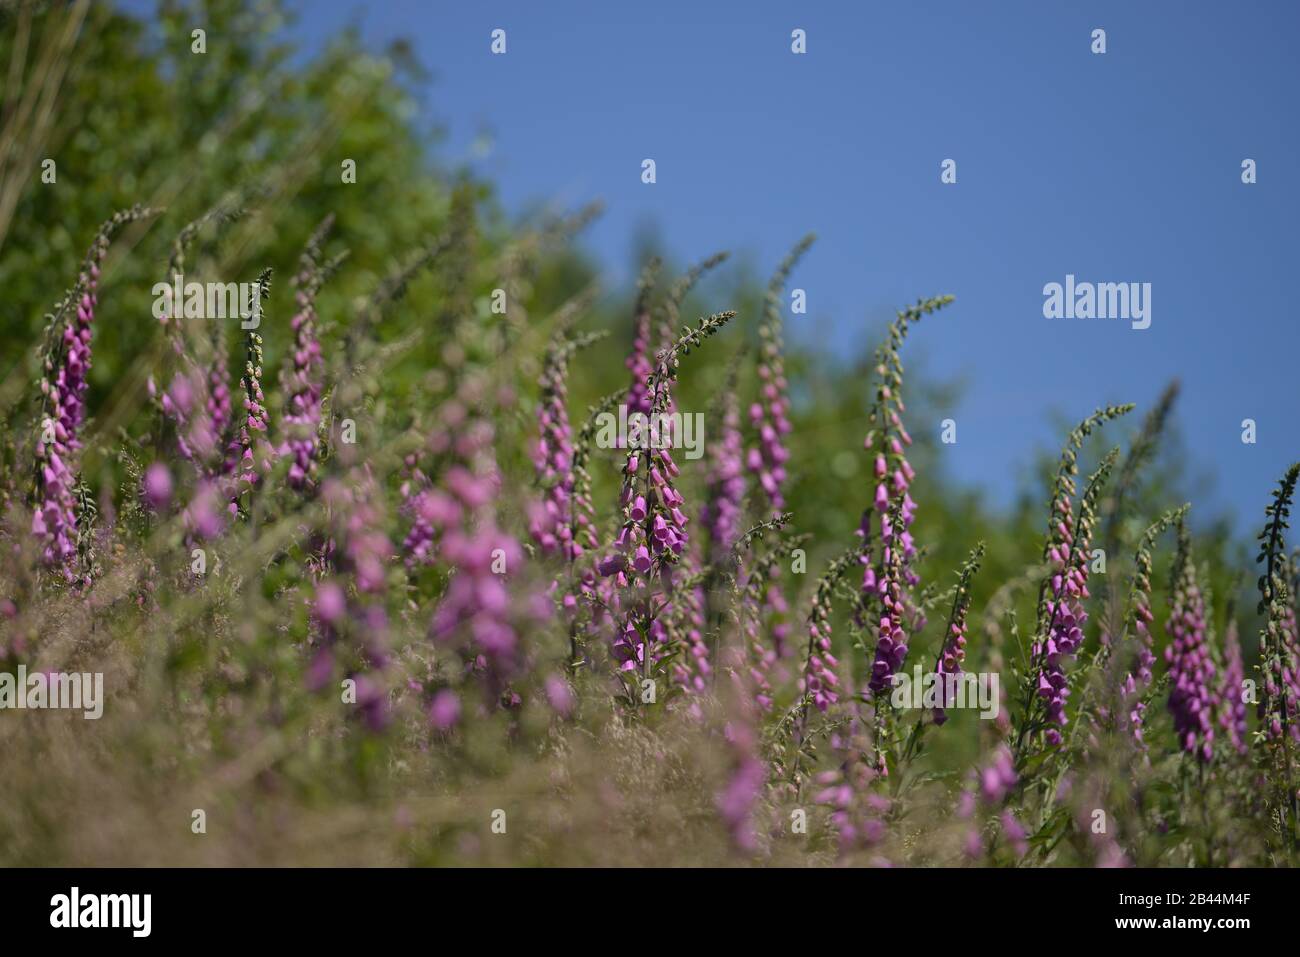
[124,0,1300,529]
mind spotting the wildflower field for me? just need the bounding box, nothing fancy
[1,1,1297,872]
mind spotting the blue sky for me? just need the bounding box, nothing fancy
[123,0,1300,528]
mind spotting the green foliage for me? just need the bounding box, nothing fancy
[0,0,1289,868]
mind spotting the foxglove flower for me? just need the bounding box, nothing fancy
[429,688,461,730]
[311,468,394,730]
[736,557,779,711]
[32,207,157,576]
[717,663,765,852]
[700,384,745,559]
[280,218,337,493]
[932,543,984,725]
[151,204,244,481]
[529,326,605,561]
[33,266,101,570]
[1164,521,1215,762]
[1030,410,1130,746]
[858,297,952,693]
[746,237,809,518]
[745,239,812,658]
[1217,617,1249,755]
[868,505,909,696]
[1118,505,1186,748]
[530,350,574,557]
[1255,465,1300,746]
[418,378,553,698]
[814,686,890,854]
[955,744,1017,860]
[746,317,792,513]
[208,349,233,466]
[142,462,174,512]
[182,479,227,541]
[670,583,712,697]
[1034,494,1091,744]
[227,271,276,518]
[621,259,660,422]
[799,549,857,716]
[602,313,735,682]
